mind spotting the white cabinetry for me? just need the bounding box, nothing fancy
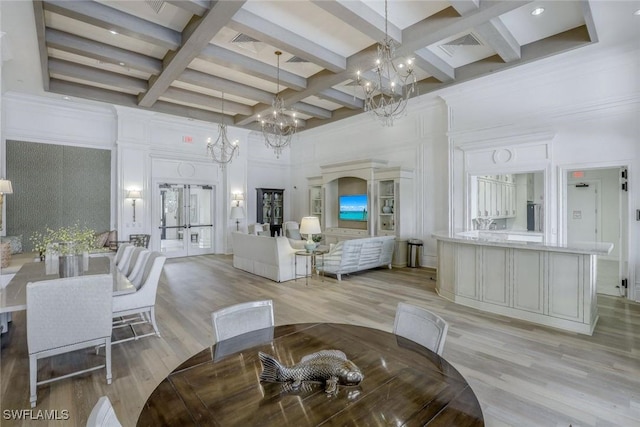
[477,175,516,219]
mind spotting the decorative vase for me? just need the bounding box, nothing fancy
[59,254,83,278]
[382,206,392,213]
[304,242,316,253]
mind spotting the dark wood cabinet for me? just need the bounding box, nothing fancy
[256,188,284,236]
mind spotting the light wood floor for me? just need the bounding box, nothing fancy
[1,255,640,426]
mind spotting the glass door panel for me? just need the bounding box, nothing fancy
[159,184,214,257]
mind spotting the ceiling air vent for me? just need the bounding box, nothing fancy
[439,33,482,57]
[144,0,165,14]
[230,33,262,54]
[286,56,309,63]
[231,33,261,44]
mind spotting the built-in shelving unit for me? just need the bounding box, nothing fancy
[307,160,414,267]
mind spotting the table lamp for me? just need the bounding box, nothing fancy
[230,206,245,231]
[299,216,321,252]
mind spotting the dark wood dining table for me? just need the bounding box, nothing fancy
[137,323,484,426]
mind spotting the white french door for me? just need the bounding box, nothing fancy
[158,184,214,258]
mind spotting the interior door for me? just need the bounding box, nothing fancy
[567,182,598,245]
[159,184,214,258]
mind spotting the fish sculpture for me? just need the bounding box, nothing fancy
[258,350,364,394]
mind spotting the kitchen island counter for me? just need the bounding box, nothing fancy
[433,231,613,335]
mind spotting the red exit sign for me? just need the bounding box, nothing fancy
[183,136,193,143]
[572,171,584,178]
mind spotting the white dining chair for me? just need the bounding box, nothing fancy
[86,396,122,427]
[211,300,274,344]
[27,274,113,407]
[115,245,135,273]
[112,252,166,344]
[125,248,150,289]
[393,302,449,356]
[113,243,132,265]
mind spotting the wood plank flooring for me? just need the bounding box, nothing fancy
[1,254,640,426]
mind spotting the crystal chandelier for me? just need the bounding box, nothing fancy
[207,92,239,169]
[356,0,416,127]
[258,51,298,158]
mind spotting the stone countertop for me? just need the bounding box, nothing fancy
[432,230,613,256]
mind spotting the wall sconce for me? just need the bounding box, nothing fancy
[126,190,142,222]
[0,179,13,232]
[232,192,244,207]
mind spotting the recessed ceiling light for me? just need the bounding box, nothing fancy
[63,96,71,100]
[531,7,545,16]
[634,9,640,16]
[119,62,125,66]
[109,30,118,35]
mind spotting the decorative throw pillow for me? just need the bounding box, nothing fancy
[1,235,22,254]
[0,242,11,268]
[107,230,117,247]
[286,229,302,240]
[94,231,110,249]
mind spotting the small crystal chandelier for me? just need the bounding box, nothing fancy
[356,0,416,127]
[258,51,298,158]
[207,92,239,169]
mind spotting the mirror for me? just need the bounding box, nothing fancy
[470,172,544,232]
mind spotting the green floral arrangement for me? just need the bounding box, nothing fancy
[30,224,97,256]
[312,234,323,243]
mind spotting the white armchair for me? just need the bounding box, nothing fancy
[112,252,166,344]
[27,274,113,408]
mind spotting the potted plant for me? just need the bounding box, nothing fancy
[30,224,97,276]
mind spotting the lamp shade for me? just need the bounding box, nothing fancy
[230,206,245,220]
[232,193,244,202]
[126,190,142,199]
[299,216,321,235]
[0,179,13,194]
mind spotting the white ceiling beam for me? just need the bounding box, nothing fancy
[317,88,363,110]
[581,0,599,43]
[46,29,162,75]
[48,58,148,93]
[165,0,210,17]
[32,1,49,91]
[179,69,273,104]
[310,0,401,43]
[474,19,521,62]
[198,44,307,91]
[236,1,530,126]
[162,87,253,116]
[449,0,480,16]
[179,69,329,119]
[49,78,231,124]
[291,102,332,120]
[228,9,346,73]
[413,48,455,82]
[139,0,246,107]
[42,0,181,50]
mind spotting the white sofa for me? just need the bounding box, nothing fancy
[316,236,395,281]
[231,232,298,282]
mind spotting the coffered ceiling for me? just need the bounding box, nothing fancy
[26,1,620,131]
